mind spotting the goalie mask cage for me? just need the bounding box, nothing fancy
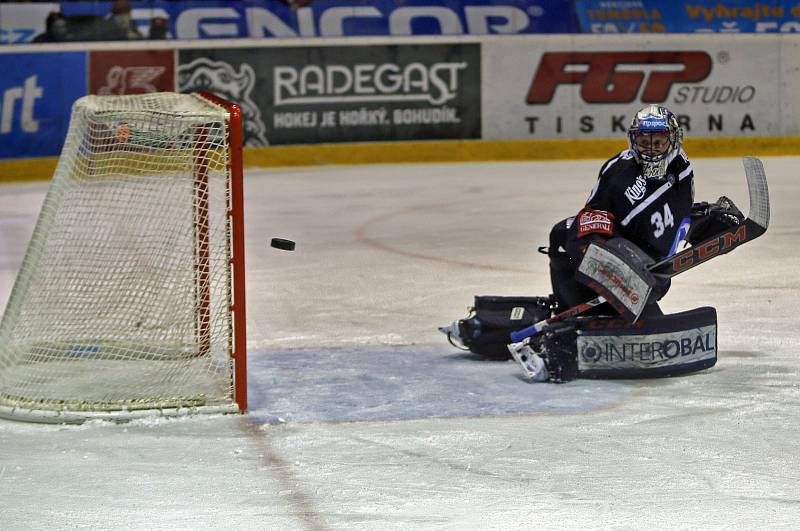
[0,92,246,423]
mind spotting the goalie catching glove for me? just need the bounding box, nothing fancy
[686,196,745,245]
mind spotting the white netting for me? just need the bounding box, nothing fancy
[0,93,242,422]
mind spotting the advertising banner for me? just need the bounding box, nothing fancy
[482,35,800,140]
[1,1,576,44]
[178,44,481,145]
[0,52,85,158]
[575,0,800,33]
[89,50,175,95]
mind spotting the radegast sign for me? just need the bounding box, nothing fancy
[180,44,481,145]
[482,35,794,140]
[267,44,481,144]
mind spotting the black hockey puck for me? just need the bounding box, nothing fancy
[270,238,296,251]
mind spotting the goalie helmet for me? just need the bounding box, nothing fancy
[628,105,683,181]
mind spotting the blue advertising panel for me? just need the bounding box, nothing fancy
[575,0,800,33]
[6,1,800,41]
[0,52,86,158]
[3,0,576,43]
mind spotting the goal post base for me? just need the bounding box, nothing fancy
[0,402,242,425]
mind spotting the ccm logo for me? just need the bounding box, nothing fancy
[672,225,746,271]
[527,51,712,104]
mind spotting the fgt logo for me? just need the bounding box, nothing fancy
[527,51,712,104]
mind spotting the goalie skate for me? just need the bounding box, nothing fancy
[508,339,549,382]
[438,320,469,351]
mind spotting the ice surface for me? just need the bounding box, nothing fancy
[1,157,800,529]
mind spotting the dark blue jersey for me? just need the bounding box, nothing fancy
[580,149,695,259]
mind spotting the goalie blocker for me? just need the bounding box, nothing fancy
[575,238,658,323]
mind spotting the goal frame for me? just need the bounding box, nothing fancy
[0,91,247,423]
[199,90,247,414]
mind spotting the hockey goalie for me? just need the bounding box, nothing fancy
[440,105,770,383]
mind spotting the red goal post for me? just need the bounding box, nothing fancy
[198,90,247,414]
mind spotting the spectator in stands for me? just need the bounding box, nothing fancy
[283,0,314,8]
[31,1,144,43]
[148,16,169,40]
[106,0,142,40]
[32,11,72,43]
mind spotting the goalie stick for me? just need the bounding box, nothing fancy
[509,156,770,344]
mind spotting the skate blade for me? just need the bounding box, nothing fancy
[508,341,539,381]
[438,322,458,336]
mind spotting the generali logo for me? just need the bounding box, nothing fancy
[526,51,713,104]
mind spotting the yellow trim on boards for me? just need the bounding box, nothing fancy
[2,136,799,183]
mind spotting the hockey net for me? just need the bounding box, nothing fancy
[0,92,246,423]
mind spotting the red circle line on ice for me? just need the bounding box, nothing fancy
[353,203,533,274]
